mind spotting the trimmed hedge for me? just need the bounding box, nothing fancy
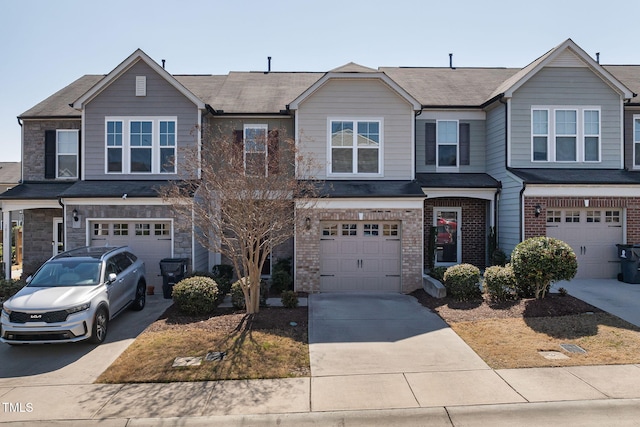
[429,266,448,282]
[172,276,219,315]
[231,277,269,310]
[483,264,517,302]
[443,263,481,301]
[280,290,299,308]
[511,237,577,299]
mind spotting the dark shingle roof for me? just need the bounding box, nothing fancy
[0,182,75,199]
[313,180,424,198]
[509,168,640,185]
[416,173,500,188]
[59,180,172,198]
[603,65,640,100]
[0,163,21,184]
[19,75,104,118]
[381,67,520,106]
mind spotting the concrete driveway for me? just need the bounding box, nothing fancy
[308,293,526,411]
[0,294,172,386]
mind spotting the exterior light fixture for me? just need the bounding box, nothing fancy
[305,217,311,230]
[534,204,542,217]
[72,209,79,222]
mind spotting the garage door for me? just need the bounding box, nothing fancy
[320,221,401,292]
[546,209,622,279]
[89,221,172,287]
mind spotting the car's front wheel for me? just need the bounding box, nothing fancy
[131,282,146,311]
[88,307,108,344]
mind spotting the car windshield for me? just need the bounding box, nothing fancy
[28,260,102,287]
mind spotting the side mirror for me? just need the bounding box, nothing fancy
[26,275,33,284]
[107,273,117,283]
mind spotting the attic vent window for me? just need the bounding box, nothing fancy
[136,76,146,97]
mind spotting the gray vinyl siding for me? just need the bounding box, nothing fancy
[624,107,640,170]
[83,60,200,180]
[192,235,209,273]
[485,102,522,255]
[209,117,295,176]
[416,119,485,172]
[510,67,623,168]
[296,79,414,180]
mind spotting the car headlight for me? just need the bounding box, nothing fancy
[66,302,91,315]
[1,304,11,316]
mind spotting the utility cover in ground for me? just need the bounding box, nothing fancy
[560,344,587,354]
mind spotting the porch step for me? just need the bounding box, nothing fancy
[423,274,446,298]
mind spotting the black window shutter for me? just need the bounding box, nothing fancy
[459,123,470,166]
[232,130,243,170]
[425,122,436,165]
[44,130,56,179]
[267,129,279,175]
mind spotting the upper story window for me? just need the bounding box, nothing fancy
[531,107,600,163]
[244,124,268,176]
[329,119,381,176]
[44,129,79,179]
[633,115,640,168]
[105,117,176,174]
[425,121,470,169]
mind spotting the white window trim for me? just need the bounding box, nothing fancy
[104,116,177,174]
[56,129,79,179]
[327,117,383,177]
[530,106,601,163]
[633,114,640,170]
[436,119,459,171]
[531,108,549,162]
[243,124,269,176]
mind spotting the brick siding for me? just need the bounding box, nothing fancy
[22,120,81,181]
[424,198,489,269]
[295,208,423,293]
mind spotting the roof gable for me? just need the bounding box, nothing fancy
[288,70,421,110]
[491,39,635,100]
[72,49,205,110]
[330,62,377,73]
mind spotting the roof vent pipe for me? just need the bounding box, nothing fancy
[596,52,600,64]
[162,59,166,69]
[449,53,453,69]
[268,56,271,73]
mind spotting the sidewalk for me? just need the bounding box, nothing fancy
[1,282,640,425]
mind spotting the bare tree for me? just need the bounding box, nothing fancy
[160,125,319,314]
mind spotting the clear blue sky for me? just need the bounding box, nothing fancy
[1,0,639,162]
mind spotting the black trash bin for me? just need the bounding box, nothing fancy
[159,258,189,299]
[616,244,640,284]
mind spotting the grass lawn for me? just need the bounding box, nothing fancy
[96,305,309,383]
[413,290,640,369]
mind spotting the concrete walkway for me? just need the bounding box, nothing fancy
[1,286,640,425]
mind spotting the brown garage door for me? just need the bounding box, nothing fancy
[319,221,401,292]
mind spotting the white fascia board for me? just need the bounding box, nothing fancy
[296,198,424,210]
[63,197,168,206]
[289,73,421,111]
[1,200,61,211]
[523,184,639,197]
[423,187,497,201]
[72,49,205,110]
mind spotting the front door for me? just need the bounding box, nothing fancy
[53,218,64,256]
[434,208,461,266]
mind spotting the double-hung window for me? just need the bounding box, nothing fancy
[437,120,458,167]
[244,124,268,176]
[105,117,177,174]
[634,115,640,168]
[44,129,79,179]
[329,119,381,175]
[531,107,600,163]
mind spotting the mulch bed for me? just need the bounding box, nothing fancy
[410,289,603,323]
[145,304,309,335]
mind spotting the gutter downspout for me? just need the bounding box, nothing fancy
[519,182,526,242]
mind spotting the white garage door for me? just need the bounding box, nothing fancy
[320,221,401,292]
[89,221,172,287]
[545,209,622,279]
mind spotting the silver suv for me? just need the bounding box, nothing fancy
[1,246,146,345]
